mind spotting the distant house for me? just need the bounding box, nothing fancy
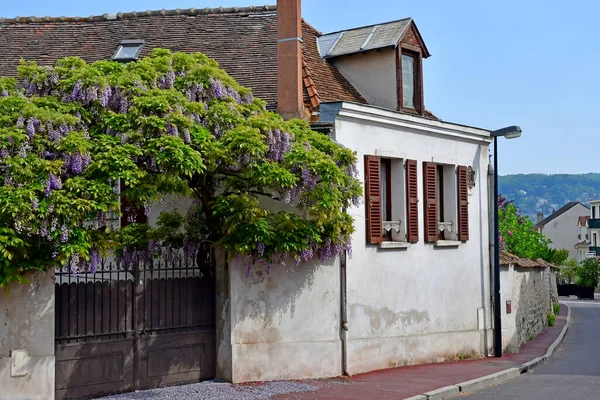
[575,216,591,261]
[586,200,600,258]
[535,202,590,260]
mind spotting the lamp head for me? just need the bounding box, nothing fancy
[490,126,521,139]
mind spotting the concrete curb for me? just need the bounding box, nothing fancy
[520,302,571,373]
[402,303,572,399]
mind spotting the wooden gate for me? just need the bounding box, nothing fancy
[55,247,215,399]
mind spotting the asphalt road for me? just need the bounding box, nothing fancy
[461,299,600,399]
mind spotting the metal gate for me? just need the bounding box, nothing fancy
[54,247,216,399]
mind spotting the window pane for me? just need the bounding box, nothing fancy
[115,45,141,60]
[381,161,388,222]
[402,54,415,109]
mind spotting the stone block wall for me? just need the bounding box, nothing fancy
[500,263,557,352]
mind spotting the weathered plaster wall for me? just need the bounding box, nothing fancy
[0,271,55,400]
[333,104,493,374]
[220,256,341,382]
[332,49,398,110]
[500,264,557,352]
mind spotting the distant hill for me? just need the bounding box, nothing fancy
[498,173,600,221]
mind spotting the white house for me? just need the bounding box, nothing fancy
[535,202,590,260]
[0,1,505,398]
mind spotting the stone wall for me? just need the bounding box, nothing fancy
[500,262,557,352]
[0,271,55,400]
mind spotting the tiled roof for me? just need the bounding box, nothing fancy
[0,6,365,110]
[500,251,558,269]
[535,202,588,228]
[578,216,590,227]
[301,20,366,105]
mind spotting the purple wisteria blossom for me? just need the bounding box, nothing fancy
[209,78,224,100]
[183,128,191,144]
[60,225,69,243]
[302,167,318,190]
[26,118,35,139]
[1,89,8,97]
[71,81,84,102]
[257,242,266,257]
[17,143,28,158]
[89,248,101,274]
[47,124,60,142]
[82,153,91,169]
[32,198,39,210]
[71,152,83,175]
[166,124,179,137]
[99,86,112,107]
[16,117,24,128]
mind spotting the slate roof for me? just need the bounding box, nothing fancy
[535,202,589,228]
[318,18,412,58]
[0,6,365,110]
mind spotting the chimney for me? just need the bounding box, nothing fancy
[277,0,304,119]
[537,211,544,224]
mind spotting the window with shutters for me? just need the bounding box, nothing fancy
[423,162,470,243]
[365,155,418,246]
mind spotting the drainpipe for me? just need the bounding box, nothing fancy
[487,156,495,356]
[340,235,349,375]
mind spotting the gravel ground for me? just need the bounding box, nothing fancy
[100,379,320,400]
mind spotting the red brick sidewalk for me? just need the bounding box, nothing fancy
[273,304,569,400]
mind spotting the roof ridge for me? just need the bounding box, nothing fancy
[0,4,277,24]
[536,201,583,227]
[320,17,411,37]
[302,60,321,109]
[301,18,323,37]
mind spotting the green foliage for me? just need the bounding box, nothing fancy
[499,173,600,220]
[576,258,600,288]
[498,196,551,260]
[540,248,569,266]
[547,312,555,327]
[558,258,580,284]
[553,302,560,316]
[0,49,361,289]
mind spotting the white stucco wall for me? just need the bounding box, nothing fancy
[331,103,492,374]
[0,271,55,400]
[539,203,589,259]
[221,256,341,383]
[332,49,398,110]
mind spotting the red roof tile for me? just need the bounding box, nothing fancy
[0,6,365,112]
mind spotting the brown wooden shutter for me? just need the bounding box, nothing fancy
[365,155,383,244]
[405,159,419,243]
[423,162,438,242]
[457,165,469,241]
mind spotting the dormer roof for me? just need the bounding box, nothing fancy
[317,18,430,59]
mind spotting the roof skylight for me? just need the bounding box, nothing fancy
[112,40,145,61]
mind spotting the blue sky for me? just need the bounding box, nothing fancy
[2,0,598,175]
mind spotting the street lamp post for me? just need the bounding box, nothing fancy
[491,125,522,358]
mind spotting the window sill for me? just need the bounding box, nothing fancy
[434,240,462,248]
[378,241,411,250]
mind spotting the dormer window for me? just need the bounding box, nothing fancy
[401,53,416,109]
[112,40,145,61]
[399,50,422,113]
